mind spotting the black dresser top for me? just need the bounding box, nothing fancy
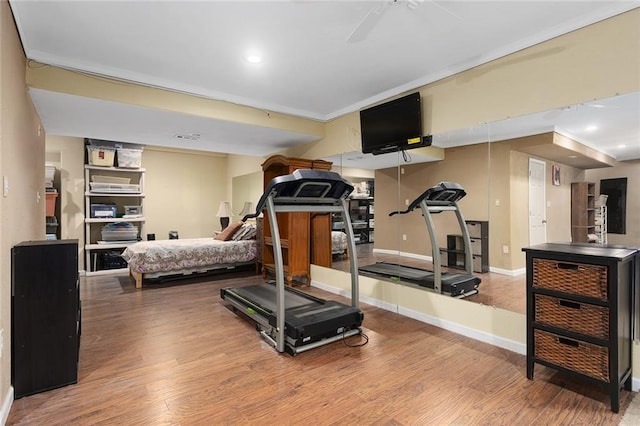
[523,242,639,261]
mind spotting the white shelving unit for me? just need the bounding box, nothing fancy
[84,165,145,276]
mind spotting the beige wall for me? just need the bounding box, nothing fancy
[310,9,640,272]
[231,171,263,220]
[586,159,640,246]
[45,135,85,254]
[288,9,640,165]
[481,134,585,271]
[374,143,490,258]
[143,147,228,237]
[1,0,46,414]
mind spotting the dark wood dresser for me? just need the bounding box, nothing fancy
[523,243,639,413]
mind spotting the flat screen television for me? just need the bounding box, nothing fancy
[360,92,430,155]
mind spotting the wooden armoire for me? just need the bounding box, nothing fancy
[261,155,333,285]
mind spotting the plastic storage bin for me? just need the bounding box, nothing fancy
[101,228,138,242]
[124,205,142,215]
[101,223,138,241]
[89,182,141,193]
[91,175,131,185]
[45,164,56,187]
[46,216,58,234]
[46,192,58,216]
[87,146,115,166]
[90,204,117,218]
[117,148,142,168]
[101,252,129,269]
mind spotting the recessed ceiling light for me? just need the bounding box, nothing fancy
[618,144,627,149]
[568,155,578,159]
[245,54,262,64]
[585,125,598,132]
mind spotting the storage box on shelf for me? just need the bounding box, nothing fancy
[84,164,145,275]
[45,191,58,217]
[116,148,142,168]
[87,146,116,167]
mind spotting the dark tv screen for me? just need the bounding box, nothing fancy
[360,92,428,155]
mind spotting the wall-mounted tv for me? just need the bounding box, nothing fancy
[360,92,431,155]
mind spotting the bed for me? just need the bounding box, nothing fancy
[122,221,259,288]
[123,224,343,289]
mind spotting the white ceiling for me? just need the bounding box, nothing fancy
[9,1,640,167]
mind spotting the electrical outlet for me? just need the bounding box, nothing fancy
[402,234,407,241]
[401,168,405,175]
[405,199,409,206]
[502,245,509,254]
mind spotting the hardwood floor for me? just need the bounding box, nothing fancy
[333,243,526,314]
[7,267,632,425]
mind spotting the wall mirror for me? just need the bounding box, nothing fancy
[319,90,639,316]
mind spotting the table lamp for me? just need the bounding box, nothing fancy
[238,201,254,220]
[216,201,233,230]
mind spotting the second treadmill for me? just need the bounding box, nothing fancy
[359,182,481,297]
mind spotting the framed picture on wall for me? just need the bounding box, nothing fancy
[552,164,560,186]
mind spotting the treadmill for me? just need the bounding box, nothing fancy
[221,169,364,355]
[359,182,481,297]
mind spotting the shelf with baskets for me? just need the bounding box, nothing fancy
[523,243,639,413]
[84,165,145,275]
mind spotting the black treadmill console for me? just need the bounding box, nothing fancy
[390,181,466,216]
[243,169,354,220]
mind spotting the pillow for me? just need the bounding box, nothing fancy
[214,222,243,241]
[232,223,257,241]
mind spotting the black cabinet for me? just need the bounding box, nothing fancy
[523,243,639,413]
[11,239,80,398]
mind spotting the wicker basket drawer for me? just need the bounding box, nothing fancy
[535,294,609,339]
[532,258,608,300]
[534,330,609,382]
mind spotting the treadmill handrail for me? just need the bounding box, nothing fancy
[388,182,466,217]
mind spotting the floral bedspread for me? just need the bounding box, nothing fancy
[122,238,256,274]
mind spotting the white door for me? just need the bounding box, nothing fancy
[529,158,547,245]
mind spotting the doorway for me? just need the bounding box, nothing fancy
[528,158,546,246]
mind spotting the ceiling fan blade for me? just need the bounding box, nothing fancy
[347,3,389,43]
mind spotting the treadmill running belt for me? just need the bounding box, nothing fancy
[230,284,317,313]
[359,263,433,280]
[359,262,480,296]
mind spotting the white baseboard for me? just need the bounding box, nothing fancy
[372,248,432,263]
[1,386,13,425]
[311,279,525,355]
[489,266,526,276]
[632,377,640,392]
[396,306,526,355]
[373,248,526,276]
